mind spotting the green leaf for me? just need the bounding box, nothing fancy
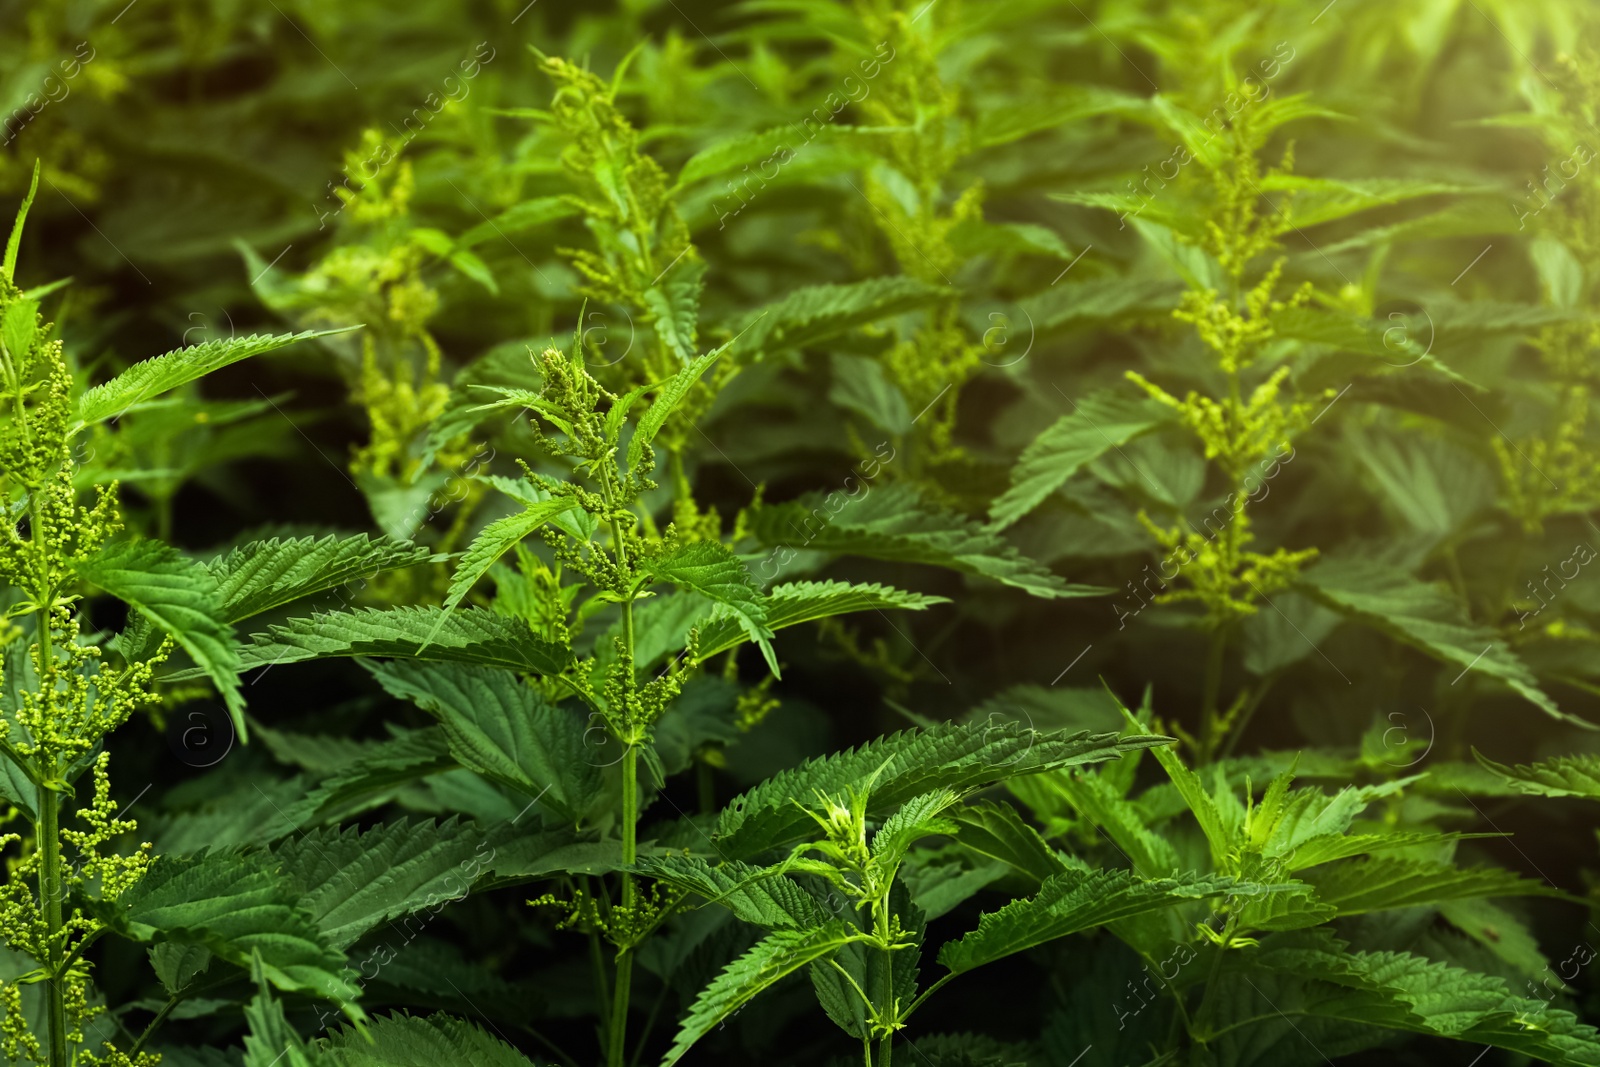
[365,660,602,823]
[976,85,1147,147]
[733,276,948,356]
[716,722,1169,858]
[948,801,1069,885]
[232,606,572,679]
[203,534,434,624]
[323,1011,540,1066]
[938,868,1241,975]
[750,483,1105,599]
[1300,858,1563,916]
[662,921,868,1066]
[626,346,723,474]
[829,353,911,435]
[432,497,581,639]
[88,850,362,1008]
[272,818,491,949]
[459,196,579,249]
[644,541,776,674]
[632,855,829,929]
[75,540,246,738]
[1231,932,1600,1066]
[3,161,39,283]
[643,257,705,361]
[1299,557,1581,727]
[691,580,947,662]
[76,328,358,427]
[1474,749,1600,800]
[990,392,1173,528]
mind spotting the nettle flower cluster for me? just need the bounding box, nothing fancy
[1126,122,1328,625]
[0,272,161,1067]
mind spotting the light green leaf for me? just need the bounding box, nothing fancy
[232,606,572,679]
[938,868,1242,975]
[662,921,868,1066]
[203,534,434,624]
[692,580,947,662]
[751,483,1105,599]
[716,722,1169,859]
[1473,749,1600,801]
[985,390,1177,527]
[75,540,245,738]
[734,276,947,356]
[644,541,776,673]
[76,328,358,427]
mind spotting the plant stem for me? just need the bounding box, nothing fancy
[875,899,893,1067]
[608,949,634,1067]
[31,498,67,1067]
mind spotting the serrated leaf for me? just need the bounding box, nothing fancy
[691,580,947,662]
[1301,858,1562,916]
[432,497,581,640]
[88,850,362,1008]
[626,346,723,473]
[750,483,1104,599]
[76,328,357,426]
[272,819,491,949]
[365,660,601,823]
[1299,557,1581,727]
[1474,749,1600,800]
[204,534,434,623]
[662,921,868,1066]
[232,606,572,679]
[75,540,245,737]
[643,257,705,361]
[716,722,1169,858]
[324,1011,539,1066]
[985,391,1177,531]
[733,276,947,356]
[938,869,1242,975]
[632,855,829,929]
[829,352,911,435]
[644,541,776,673]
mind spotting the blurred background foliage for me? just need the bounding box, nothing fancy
[5,0,1600,1061]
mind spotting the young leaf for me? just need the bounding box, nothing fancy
[750,483,1105,599]
[691,580,948,662]
[631,855,829,929]
[990,392,1172,528]
[643,541,776,673]
[716,722,1170,858]
[662,921,868,1066]
[2,161,38,283]
[430,496,581,641]
[231,606,572,680]
[76,328,359,427]
[204,534,434,623]
[938,868,1242,975]
[365,660,601,823]
[75,540,246,736]
[625,345,724,473]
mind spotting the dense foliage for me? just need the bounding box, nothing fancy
[1,0,1599,1064]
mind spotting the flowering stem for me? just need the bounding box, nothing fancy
[31,501,68,1067]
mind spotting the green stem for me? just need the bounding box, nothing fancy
[37,786,66,1067]
[608,949,634,1067]
[31,498,67,1067]
[875,899,894,1067]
